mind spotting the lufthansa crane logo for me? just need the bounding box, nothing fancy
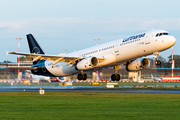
[32,47,40,54]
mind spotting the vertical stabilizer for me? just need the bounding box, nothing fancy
[26,34,45,54]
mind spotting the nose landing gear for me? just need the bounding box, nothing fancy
[154,52,161,66]
[155,60,161,65]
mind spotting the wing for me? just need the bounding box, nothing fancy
[7,51,82,66]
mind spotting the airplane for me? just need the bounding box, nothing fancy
[151,74,162,81]
[6,29,176,81]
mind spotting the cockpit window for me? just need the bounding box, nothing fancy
[156,32,169,37]
[156,33,159,37]
[163,33,169,35]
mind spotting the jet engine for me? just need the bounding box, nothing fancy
[76,57,98,70]
[126,58,150,71]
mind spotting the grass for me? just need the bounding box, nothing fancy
[0,92,180,120]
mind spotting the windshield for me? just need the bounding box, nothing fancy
[156,32,169,37]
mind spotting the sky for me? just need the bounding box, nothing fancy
[1,0,180,62]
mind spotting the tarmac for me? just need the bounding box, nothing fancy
[0,79,180,93]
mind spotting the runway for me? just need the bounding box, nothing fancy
[0,86,180,93]
[0,81,180,93]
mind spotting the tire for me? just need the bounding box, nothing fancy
[77,74,82,80]
[157,61,161,65]
[116,74,120,81]
[83,74,87,80]
[155,60,161,65]
[111,74,116,81]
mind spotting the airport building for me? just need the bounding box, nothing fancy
[0,62,32,79]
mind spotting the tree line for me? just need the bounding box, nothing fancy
[158,54,180,68]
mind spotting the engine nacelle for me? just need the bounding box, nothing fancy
[126,58,150,71]
[76,57,98,70]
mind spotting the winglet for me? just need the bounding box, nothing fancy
[5,51,9,56]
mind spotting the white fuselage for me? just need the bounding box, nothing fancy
[43,30,176,77]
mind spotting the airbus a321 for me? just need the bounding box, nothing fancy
[6,30,176,81]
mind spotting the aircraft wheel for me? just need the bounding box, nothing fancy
[155,60,161,65]
[77,74,83,80]
[111,74,116,81]
[116,74,120,81]
[83,74,87,80]
[157,61,161,65]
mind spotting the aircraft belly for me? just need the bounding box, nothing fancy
[45,61,79,76]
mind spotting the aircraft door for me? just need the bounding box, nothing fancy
[144,32,152,54]
[145,32,151,44]
[114,41,120,56]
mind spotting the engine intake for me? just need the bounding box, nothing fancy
[91,57,98,66]
[126,58,150,71]
[76,57,98,70]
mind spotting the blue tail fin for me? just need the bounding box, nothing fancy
[26,34,45,54]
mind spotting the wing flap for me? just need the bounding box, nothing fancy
[7,51,107,66]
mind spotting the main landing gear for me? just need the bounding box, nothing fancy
[111,65,121,81]
[77,71,87,80]
[111,74,120,81]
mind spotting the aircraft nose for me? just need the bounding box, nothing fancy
[169,36,176,46]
